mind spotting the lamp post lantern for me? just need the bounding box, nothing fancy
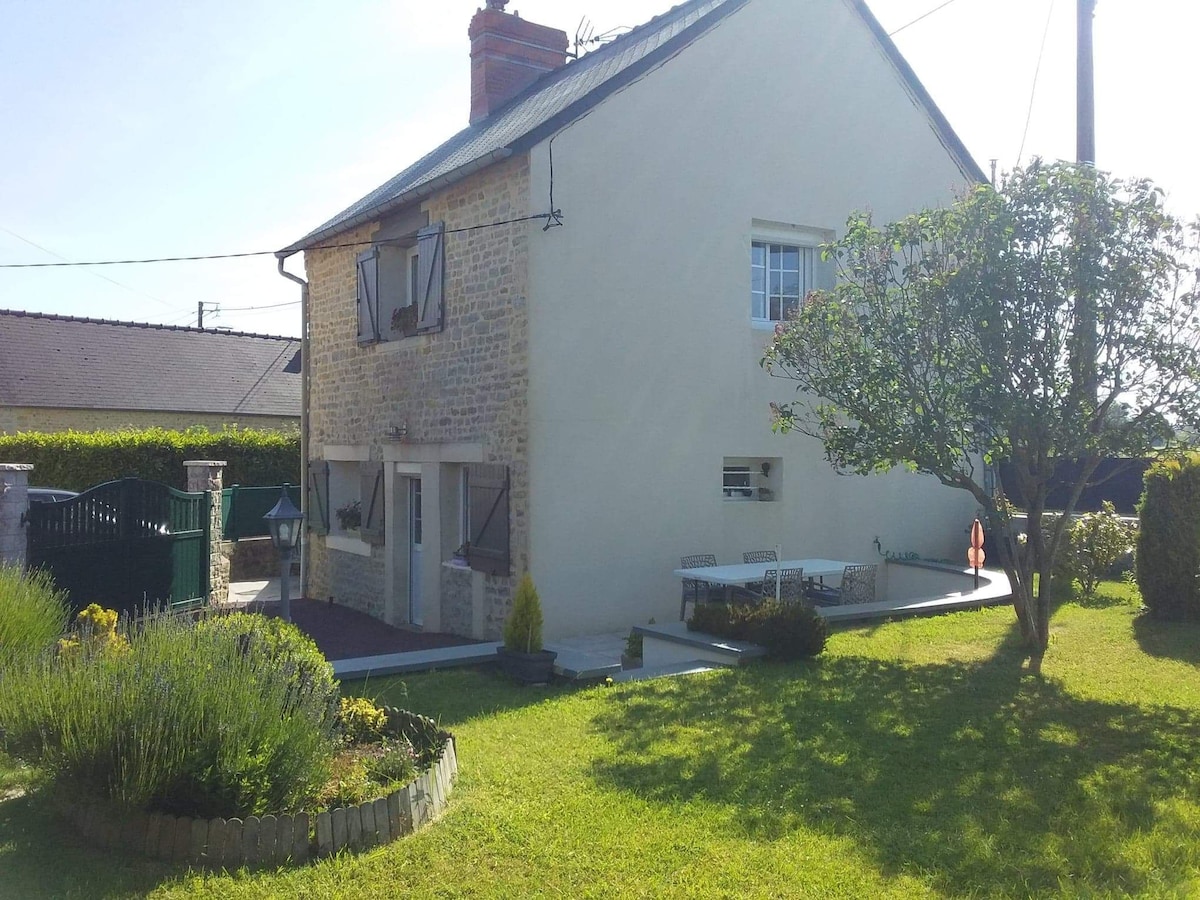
[263,485,303,622]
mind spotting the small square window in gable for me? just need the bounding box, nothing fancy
[722,457,781,502]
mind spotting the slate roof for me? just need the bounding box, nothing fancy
[279,0,984,257]
[0,309,301,418]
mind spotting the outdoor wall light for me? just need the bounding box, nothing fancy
[263,485,304,622]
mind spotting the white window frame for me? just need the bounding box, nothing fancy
[750,222,833,330]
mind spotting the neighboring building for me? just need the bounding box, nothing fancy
[0,309,301,434]
[280,0,986,640]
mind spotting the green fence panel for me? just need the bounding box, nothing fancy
[222,484,302,541]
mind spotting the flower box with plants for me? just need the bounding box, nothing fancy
[335,499,362,532]
[496,573,557,684]
[0,576,458,868]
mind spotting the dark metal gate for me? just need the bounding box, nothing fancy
[26,477,210,615]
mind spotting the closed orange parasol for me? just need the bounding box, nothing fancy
[968,518,985,587]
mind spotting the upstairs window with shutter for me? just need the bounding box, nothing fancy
[356,221,446,343]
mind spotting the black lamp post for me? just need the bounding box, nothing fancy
[263,485,303,622]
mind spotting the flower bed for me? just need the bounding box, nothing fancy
[58,708,456,867]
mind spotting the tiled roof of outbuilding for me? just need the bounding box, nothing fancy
[0,309,301,418]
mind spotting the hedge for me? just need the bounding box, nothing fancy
[1136,452,1200,621]
[0,427,300,491]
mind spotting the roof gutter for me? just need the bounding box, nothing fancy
[276,255,311,599]
[276,148,514,256]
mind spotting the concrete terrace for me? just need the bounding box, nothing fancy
[302,563,1013,683]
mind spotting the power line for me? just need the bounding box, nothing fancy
[220,300,301,312]
[0,224,186,311]
[1016,0,1059,167]
[889,0,963,36]
[0,212,563,270]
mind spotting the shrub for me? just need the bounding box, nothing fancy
[0,566,70,672]
[0,426,299,492]
[196,612,338,713]
[688,601,827,660]
[366,740,416,786]
[338,697,388,745]
[504,573,544,653]
[1058,502,1137,599]
[0,609,337,818]
[1137,453,1200,621]
[56,604,130,659]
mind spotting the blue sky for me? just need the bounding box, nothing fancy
[1,0,1194,338]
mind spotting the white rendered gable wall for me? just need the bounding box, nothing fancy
[524,0,980,638]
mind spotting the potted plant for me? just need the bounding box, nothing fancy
[621,630,643,670]
[496,573,557,684]
[335,499,362,531]
[620,618,654,669]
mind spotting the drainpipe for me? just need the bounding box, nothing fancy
[276,254,310,599]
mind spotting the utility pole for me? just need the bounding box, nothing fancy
[1075,0,1098,401]
[1077,0,1096,165]
[196,302,218,329]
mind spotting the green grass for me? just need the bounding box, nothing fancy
[2,582,1199,898]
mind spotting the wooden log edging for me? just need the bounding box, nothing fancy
[59,707,457,868]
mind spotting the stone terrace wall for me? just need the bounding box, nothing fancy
[304,154,531,636]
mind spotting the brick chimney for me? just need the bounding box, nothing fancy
[469,1,569,124]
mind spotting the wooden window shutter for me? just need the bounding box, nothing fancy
[357,248,381,342]
[307,460,330,535]
[416,222,445,333]
[466,463,509,576]
[359,461,385,546]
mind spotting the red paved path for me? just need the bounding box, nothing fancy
[254,597,478,661]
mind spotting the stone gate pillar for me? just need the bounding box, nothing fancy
[184,460,229,605]
[0,464,33,570]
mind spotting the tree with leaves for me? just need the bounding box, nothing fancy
[764,160,1200,672]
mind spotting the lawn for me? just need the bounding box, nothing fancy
[1,582,1198,898]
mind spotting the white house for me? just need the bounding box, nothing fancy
[278,0,985,640]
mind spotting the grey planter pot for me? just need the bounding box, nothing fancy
[496,647,557,684]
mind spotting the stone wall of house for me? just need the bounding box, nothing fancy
[304,154,531,636]
[0,406,297,435]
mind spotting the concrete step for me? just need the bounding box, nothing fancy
[614,660,725,682]
[551,647,623,681]
[332,642,502,680]
[634,621,767,669]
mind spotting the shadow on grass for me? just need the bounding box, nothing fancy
[591,629,1200,897]
[0,793,181,899]
[343,665,588,730]
[1132,612,1200,666]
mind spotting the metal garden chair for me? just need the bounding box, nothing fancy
[760,567,805,602]
[807,564,877,606]
[741,549,777,597]
[680,553,720,619]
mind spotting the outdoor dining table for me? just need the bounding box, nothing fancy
[673,558,863,602]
